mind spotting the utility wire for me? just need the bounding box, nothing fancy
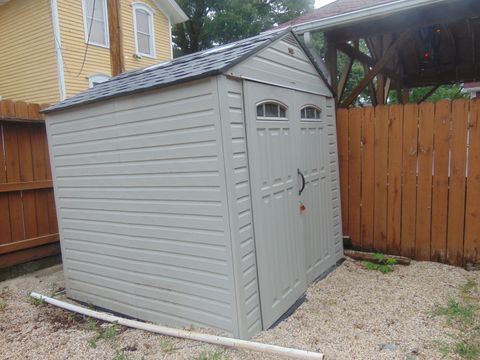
[76,0,97,77]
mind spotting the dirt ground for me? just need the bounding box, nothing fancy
[0,258,479,360]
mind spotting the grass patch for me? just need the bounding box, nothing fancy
[362,253,397,274]
[160,339,176,354]
[433,299,476,324]
[434,279,480,359]
[193,350,229,360]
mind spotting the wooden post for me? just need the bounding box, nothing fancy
[325,35,338,94]
[108,0,125,76]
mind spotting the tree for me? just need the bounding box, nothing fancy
[173,0,314,56]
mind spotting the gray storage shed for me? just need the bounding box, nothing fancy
[44,29,343,339]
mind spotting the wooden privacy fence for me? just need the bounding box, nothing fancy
[0,100,59,268]
[337,99,480,267]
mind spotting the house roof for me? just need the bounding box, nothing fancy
[0,0,188,24]
[46,29,321,113]
[275,0,452,33]
[276,0,395,29]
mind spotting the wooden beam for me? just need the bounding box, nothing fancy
[384,77,392,103]
[417,84,441,104]
[337,56,354,104]
[0,180,53,193]
[402,87,410,104]
[336,42,403,85]
[107,0,125,76]
[341,31,412,108]
[0,234,59,255]
[325,35,338,91]
[362,64,377,106]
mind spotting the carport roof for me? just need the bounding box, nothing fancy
[45,29,323,114]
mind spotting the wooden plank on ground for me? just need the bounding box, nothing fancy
[401,104,418,258]
[430,100,451,263]
[447,99,469,265]
[360,106,375,251]
[415,102,434,261]
[348,108,363,248]
[337,109,349,237]
[373,105,389,253]
[0,243,60,269]
[464,99,480,265]
[387,105,403,255]
[3,123,25,242]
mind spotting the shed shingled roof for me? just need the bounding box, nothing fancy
[276,0,396,29]
[45,29,295,113]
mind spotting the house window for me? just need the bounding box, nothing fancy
[256,101,287,120]
[89,74,110,88]
[82,0,109,47]
[133,3,155,58]
[300,106,322,121]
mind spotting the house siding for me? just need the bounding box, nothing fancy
[0,0,59,103]
[45,78,238,333]
[58,0,172,98]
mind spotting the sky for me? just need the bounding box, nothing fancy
[315,0,336,8]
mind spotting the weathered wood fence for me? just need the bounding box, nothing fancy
[0,100,59,268]
[337,99,480,267]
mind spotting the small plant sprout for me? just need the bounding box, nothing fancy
[28,295,45,307]
[432,299,475,324]
[87,321,120,348]
[362,253,397,273]
[160,339,176,354]
[0,298,6,311]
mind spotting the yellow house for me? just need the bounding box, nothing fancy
[0,0,187,104]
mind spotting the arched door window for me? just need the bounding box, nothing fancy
[256,101,287,120]
[300,106,322,121]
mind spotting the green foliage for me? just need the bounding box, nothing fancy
[434,280,480,359]
[160,339,176,354]
[432,299,475,324]
[172,0,314,55]
[0,298,6,311]
[362,253,397,274]
[388,84,467,104]
[193,350,229,360]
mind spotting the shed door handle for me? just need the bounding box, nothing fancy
[298,169,306,196]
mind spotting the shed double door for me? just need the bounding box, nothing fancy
[245,82,334,329]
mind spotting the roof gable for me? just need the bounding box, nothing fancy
[46,29,326,113]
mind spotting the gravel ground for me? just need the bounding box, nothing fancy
[0,258,478,360]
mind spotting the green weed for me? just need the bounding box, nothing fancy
[432,299,476,324]
[28,295,45,307]
[461,279,479,296]
[88,321,120,348]
[0,298,6,311]
[454,341,480,359]
[363,253,397,273]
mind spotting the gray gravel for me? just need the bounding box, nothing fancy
[1,258,478,360]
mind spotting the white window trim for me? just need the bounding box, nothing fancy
[89,74,110,88]
[132,3,156,58]
[81,0,110,48]
[300,105,322,122]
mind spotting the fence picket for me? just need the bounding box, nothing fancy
[431,100,451,263]
[447,100,469,265]
[361,107,375,251]
[374,105,389,253]
[348,108,362,248]
[337,109,349,237]
[464,100,480,265]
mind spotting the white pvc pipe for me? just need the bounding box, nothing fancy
[30,292,324,360]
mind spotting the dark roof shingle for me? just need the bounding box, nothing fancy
[45,29,290,113]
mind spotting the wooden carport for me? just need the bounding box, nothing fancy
[279,0,480,267]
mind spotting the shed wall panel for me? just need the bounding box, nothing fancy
[46,79,237,333]
[228,35,331,96]
[218,77,262,338]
